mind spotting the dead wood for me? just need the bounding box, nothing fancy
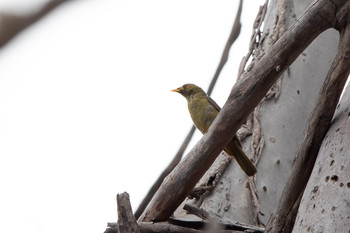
[107,217,263,233]
[135,0,244,219]
[107,221,247,233]
[265,2,350,232]
[280,191,302,233]
[117,192,141,233]
[134,126,196,218]
[139,0,337,222]
[183,204,265,233]
[188,153,232,201]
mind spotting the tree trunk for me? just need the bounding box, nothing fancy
[173,0,339,226]
[291,82,350,232]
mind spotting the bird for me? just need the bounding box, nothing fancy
[172,83,257,176]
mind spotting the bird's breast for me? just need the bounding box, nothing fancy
[187,98,218,134]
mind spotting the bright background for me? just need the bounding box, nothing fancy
[0,1,264,233]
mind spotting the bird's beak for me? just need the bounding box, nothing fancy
[171,88,180,93]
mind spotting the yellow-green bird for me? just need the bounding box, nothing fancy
[172,83,257,176]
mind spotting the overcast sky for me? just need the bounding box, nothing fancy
[0,1,265,233]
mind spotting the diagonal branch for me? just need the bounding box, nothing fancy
[134,126,195,218]
[140,0,338,222]
[0,0,71,49]
[134,0,244,219]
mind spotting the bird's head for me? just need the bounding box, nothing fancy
[172,84,206,99]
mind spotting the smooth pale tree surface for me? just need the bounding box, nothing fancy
[0,1,264,233]
[293,84,350,233]
[254,0,339,224]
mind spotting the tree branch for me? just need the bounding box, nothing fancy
[139,0,336,222]
[134,126,196,218]
[135,0,244,218]
[265,3,350,232]
[107,221,247,233]
[116,192,141,233]
[207,0,243,96]
[183,204,265,233]
[107,217,263,233]
[188,153,232,202]
[0,0,71,49]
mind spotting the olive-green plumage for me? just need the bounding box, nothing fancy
[172,83,257,176]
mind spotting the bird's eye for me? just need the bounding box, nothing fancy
[183,84,188,89]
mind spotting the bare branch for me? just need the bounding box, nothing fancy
[183,204,211,220]
[207,0,243,96]
[108,216,264,233]
[106,222,204,233]
[0,0,71,49]
[139,0,336,222]
[105,219,256,233]
[134,126,195,219]
[265,4,350,231]
[183,204,265,233]
[280,190,303,233]
[135,0,244,218]
[188,153,232,201]
[117,192,141,233]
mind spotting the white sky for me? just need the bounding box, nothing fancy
[0,1,265,233]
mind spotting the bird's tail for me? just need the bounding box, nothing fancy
[224,139,257,176]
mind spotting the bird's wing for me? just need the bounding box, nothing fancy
[207,95,242,147]
[206,96,221,112]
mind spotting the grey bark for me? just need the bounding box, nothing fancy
[292,81,350,233]
[255,1,338,223]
